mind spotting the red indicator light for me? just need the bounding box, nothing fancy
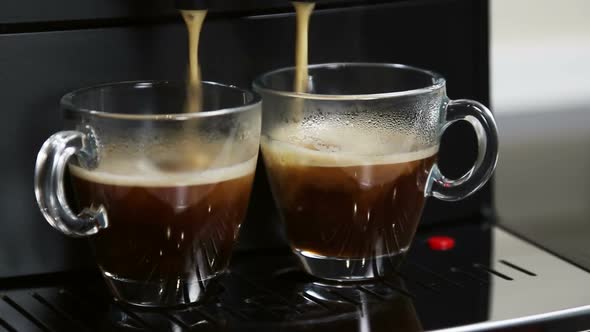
[427,236,455,251]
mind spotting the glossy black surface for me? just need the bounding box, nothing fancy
[0,222,589,331]
[0,0,489,278]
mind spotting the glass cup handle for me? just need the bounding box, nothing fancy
[34,129,108,237]
[426,99,499,201]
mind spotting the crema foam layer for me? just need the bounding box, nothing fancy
[261,126,438,167]
[69,156,257,187]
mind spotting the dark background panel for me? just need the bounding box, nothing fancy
[0,0,489,277]
[0,0,396,25]
[0,0,175,25]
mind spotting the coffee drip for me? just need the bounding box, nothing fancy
[177,1,315,98]
[166,0,316,170]
[181,9,207,113]
[146,7,208,172]
[293,1,315,93]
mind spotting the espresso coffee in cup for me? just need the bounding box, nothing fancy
[70,155,255,282]
[254,63,498,281]
[35,81,261,306]
[262,127,437,260]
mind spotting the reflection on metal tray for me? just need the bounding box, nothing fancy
[0,223,589,331]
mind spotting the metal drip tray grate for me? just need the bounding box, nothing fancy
[1,224,589,331]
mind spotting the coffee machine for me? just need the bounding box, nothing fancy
[1,0,589,330]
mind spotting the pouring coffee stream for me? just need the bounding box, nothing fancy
[163,0,315,170]
[293,1,315,93]
[175,0,208,113]
[177,0,316,99]
[146,2,208,172]
[181,9,207,114]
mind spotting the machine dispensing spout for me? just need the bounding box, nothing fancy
[174,0,210,10]
[175,0,327,11]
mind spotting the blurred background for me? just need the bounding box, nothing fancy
[492,0,590,266]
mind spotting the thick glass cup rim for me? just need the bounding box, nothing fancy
[253,62,446,100]
[60,80,262,121]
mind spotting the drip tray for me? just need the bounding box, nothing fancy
[1,223,589,331]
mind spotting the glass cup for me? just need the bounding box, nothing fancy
[34,81,261,306]
[254,63,498,281]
